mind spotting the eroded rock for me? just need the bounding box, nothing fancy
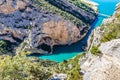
[81,39,120,80]
[0,0,96,54]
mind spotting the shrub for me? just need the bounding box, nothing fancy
[90,46,102,56]
[0,53,53,80]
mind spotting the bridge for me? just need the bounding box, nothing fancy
[97,13,110,18]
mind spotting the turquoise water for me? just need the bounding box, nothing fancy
[32,0,120,62]
[92,0,120,27]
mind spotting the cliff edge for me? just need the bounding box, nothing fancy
[81,3,120,80]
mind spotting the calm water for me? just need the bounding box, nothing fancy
[32,0,120,62]
[92,0,120,27]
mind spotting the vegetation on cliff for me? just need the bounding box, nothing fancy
[66,0,95,13]
[90,45,102,56]
[100,23,120,42]
[32,0,82,26]
[100,6,120,42]
[32,0,96,26]
[56,53,86,80]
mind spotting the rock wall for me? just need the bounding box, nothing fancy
[81,39,120,80]
[46,0,97,24]
[0,0,97,54]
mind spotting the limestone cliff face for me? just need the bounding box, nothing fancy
[45,0,97,24]
[81,39,120,80]
[0,0,97,54]
[81,3,120,80]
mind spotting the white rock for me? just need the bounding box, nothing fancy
[81,39,120,80]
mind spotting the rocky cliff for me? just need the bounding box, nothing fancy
[44,0,96,24]
[81,3,120,80]
[0,0,97,55]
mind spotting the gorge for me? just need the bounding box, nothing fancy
[0,0,97,57]
[0,0,120,80]
[36,0,120,62]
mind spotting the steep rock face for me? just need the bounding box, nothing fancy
[0,0,30,14]
[29,19,82,53]
[0,26,27,44]
[81,39,120,80]
[81,3,120,80]
[0,0,96,54]
[46,0,97,24]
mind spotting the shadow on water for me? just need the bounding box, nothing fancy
[29,16,98,57]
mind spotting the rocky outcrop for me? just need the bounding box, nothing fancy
[0,0,97,54]
[99,39,120,58]
[81,39,120,80]
[29,19,81,53]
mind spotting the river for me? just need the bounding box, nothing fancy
[31,0,120,62]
